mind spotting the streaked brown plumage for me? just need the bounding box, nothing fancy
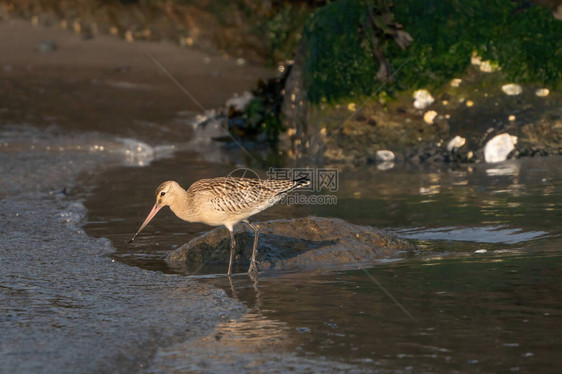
[130,177,310,277]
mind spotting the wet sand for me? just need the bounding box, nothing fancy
[0,18,272,141]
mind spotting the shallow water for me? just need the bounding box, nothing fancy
[80,137,562,372]
[2,119,561,372]
[205,253,562,373]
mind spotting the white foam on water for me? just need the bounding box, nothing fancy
[176,111,238,164]
[394,225,549,244]
[0,124,181,169]
[116,137,156,166]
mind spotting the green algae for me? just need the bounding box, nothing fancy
[302,0,562,104]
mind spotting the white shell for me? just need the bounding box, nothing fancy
[501,83,522,96]
[480,61,493,72]
[376,150,395,162]
[535,88,549,97]
[447,136,466,152]
[450,78,462,87]
[424,110,438,124]
[484,133,518,163]
[413,89,435,109]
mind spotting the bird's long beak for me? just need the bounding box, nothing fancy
[129,203,162,243]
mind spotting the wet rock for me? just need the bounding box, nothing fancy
[280,48,325,162]
[405,145,451,165]
[225,91,253,112]
[38,40,57,53]
[484,133,518,163]
[519,118,562,157]
[167,216,415,272]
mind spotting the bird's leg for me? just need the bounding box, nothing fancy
[228,229,235,276]
[228,275,239,299]
[242,220,259,278]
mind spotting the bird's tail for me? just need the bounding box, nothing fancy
[292,176,311,189]
[273,176,310,196]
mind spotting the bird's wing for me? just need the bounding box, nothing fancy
[191,177,308,214]
[191,178,262,214]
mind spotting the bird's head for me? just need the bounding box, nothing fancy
[155,180,182,207]
[129,180,181,243]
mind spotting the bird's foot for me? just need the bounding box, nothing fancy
[248,260,259,279]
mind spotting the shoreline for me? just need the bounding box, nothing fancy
[0,125,248,372]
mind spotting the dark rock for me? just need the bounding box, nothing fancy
[167,216,415,272]
[280,47,326,164]
[38,40,57,53]
[405,145,452,166]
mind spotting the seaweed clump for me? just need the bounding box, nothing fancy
[302,0,562,104]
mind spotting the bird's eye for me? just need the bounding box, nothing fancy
[160,191,166,197]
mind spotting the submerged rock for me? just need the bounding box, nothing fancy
[167,216,415,272]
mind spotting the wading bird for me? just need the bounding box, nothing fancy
[129,176,310,277]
